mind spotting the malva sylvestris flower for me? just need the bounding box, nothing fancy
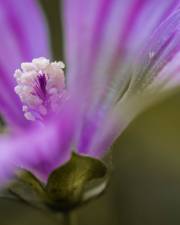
[0,0,180,194]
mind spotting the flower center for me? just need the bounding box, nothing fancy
[14,57,66,121]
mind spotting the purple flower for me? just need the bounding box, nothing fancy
[0,0,180,184]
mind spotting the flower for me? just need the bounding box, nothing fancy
[0,0,180,184]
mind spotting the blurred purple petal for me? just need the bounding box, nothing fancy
[0,94,85,183]
[63,0,180,156]
[64,0,180,95]
[128,9,180,93]
[0,0,50,128]
[89,9,180,157]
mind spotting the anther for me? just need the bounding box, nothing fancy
[14,57,66,121]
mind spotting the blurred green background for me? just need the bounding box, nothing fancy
[1,1,180,225]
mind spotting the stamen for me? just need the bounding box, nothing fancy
[14,57,66,121]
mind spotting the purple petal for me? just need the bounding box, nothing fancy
[128,9,180,93]
[90,9,180,157]
[0,94,84,183]
[64,0,180,92]
[0,0,50,128]
[63,0,180,156]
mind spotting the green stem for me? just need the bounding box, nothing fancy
[63,211,78,225]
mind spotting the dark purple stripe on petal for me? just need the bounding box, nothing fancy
[2,0,31,60]
[159,0,180,23]
[90,0,114,66]
[116,0,147,57]
[1,0,50,61]
[129,9,180,92]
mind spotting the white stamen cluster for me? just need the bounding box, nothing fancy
[14,57,65,121]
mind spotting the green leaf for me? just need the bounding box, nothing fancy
[45,153,107,211]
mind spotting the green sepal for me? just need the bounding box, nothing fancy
[7,170,47,209]
[45,152,107,211]
[0,153,109,212]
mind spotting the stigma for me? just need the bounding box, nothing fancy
[14,57,66,121]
